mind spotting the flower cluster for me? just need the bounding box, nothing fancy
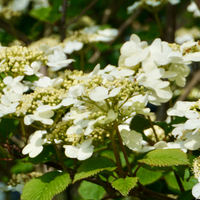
[127,0,180,13]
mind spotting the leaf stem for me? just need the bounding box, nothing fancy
[174,171,185,193]
[53,144,69,173]
[114,121,133,176]
[153,12,164,39]
[147,116,159,142]
[20,118,26,142]
[110,129,124,178]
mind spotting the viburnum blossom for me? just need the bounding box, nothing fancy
[63,138,94,160]
[22,130,47,158]
[47,49,74,71]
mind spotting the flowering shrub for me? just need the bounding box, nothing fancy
[1,0,200,200]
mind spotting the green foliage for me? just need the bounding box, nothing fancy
[111,177,138,196]
[11,161,33,174]
[0,118,19,141]
[165,171,198,193]
[73,157,116,183]
[29,6,62,24]
[136,166,163,185]
[21,171,70,200]
[78,181,106,200]
[130,115,151,133]
[138,149,190,167]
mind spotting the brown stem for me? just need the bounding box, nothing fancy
[194,0,200,10]
[109,8,141,43]
[148,116,159,142]
[177,69,200,102]
[0,18,32,45]
[110,129,124,178]
[60,0,68,42]
[65,0,99,28]
[114,121,133,176]
[165,3,176,42]
[174,171,185,193]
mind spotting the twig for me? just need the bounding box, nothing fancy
[177,69,200,101]
[165,3,176,42]
[109,8,141,43]
[66,0,99,28]
[60,0,68,42]
[89,8,141,63]
[194,0,200,10]
[0,18,32,45]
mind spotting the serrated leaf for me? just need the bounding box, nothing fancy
[78,181,106,200]
[73,157,116,183]
[138,149,190,167]
[136,166,163,185]
[111,177,138,196]
[21,171,70,200]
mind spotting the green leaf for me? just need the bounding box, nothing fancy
[11,161,33,174]
[0,118,19,141]
[73,157,116,183]
[111,177,138,196]
[29,7,52,22]
[177,190,194,200]
[136,166,163,185]
[29,7,62,23]
[138,149,190,167]
[130,115,151,133]
[21,171,70,200]
[78,181,106,200]
[165,171,198,193]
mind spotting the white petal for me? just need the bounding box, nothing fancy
[29,146,43,158]
[77,146,94,160]
[22,144,34,155]
[64,145,78,158]
[109,87,121,97]
[184,119,200,130]
[192,183,200,199]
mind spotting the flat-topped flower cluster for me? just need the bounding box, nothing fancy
[1,32,200,198]
[0,34,199,163]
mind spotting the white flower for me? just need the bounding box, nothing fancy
[67,84,84,99]
[120,129,143,151]
[183,131,200,150]
[24,61,42,77]
[3,76,28,95]
[167,101,195,117]
[89,86,121,102]
[8,0,30,11]
[187,1,200,18]
[71,63,100,80]
[63,40,83,54]
[24,105,54,125]
[63,139,94,160]
[32,76,63,88]
[127,2,141,14]
[47,49,74,71]
[63,107,91,124]
[92,29,118,42]
[22,130,47,158]
[120,34,149,68]
[169,0,180,5]
[192,176,200,199]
